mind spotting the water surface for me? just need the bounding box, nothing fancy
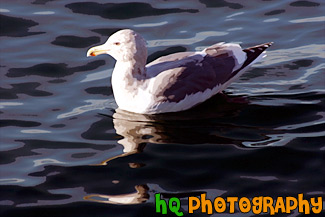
[0,0,324,216]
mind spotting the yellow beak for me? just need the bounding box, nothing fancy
[87,45,108,57]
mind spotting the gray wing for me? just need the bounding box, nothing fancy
[145,51,196,78]
[147,42,272,103]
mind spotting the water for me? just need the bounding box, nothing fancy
[0,0,324,216]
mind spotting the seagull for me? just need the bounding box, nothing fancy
[87,29,272,114]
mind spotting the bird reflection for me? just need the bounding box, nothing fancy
[84,185,149,205]
[95,94,255,166]
[83,183,223,205]
[83,94,282,205]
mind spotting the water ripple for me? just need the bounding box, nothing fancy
[0,0,324,216]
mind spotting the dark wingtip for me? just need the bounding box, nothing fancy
[243,42,273,57]
[244,42,273,52]
[264,42,274,46]
[235,42,273,72]
[263,42,274,47]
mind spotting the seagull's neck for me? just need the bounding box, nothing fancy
[113,59,146,80]
[111,59,148,110]
[111,59,147,98]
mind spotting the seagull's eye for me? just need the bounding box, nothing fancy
[114,42,121,46]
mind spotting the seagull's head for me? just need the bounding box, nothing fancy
[87,29,147,63]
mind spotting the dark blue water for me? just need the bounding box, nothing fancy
[0,0,324,216]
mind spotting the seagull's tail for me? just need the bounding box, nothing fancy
[242,42,273,68]
[228,42,273,80]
